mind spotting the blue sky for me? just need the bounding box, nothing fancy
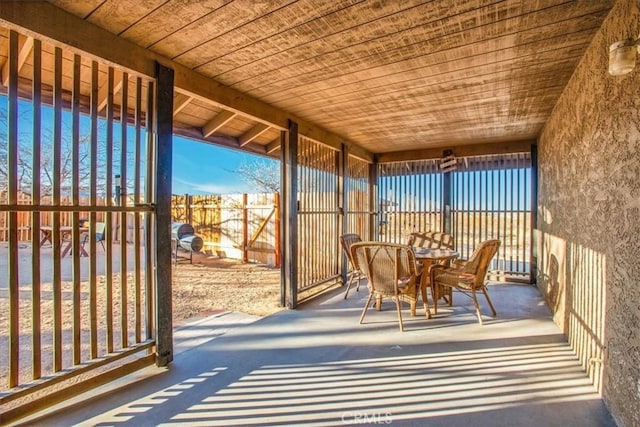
[2,94,272,195]
[172,136,267,195]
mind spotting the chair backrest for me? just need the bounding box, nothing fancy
[340,233,362,269]
[407,231,454,250]
[95,222,106,241]
[351,242,417,294]
[462,239,500,286]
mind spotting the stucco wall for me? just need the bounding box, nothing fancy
[537,0,640,425]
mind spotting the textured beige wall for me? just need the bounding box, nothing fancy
[537,0,640,425]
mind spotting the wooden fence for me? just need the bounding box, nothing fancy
[0,193,133,242]
[171,193,280,266]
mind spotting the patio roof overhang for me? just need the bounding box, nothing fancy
[0,0,615,162]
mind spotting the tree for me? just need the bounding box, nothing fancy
[234,158,280,193]
[0,100,136,200]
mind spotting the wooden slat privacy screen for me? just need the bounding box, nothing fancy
[377,153,531,280]
[345,156,371,239]
[296,137,340,291]
[378,160,443,244]
[0,30,157,417]
[451,153,532,279]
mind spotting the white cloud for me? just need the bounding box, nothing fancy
[173,177,250,195]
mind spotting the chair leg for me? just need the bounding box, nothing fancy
[343,274,356,299]
[482,286,497,316]
[410,298,417,317]
[471,289,483,325]
[433,283,439,315]
[420,284,431,319]
[395,296,404,332]
[359,293,374,324]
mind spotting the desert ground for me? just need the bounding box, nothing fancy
[0,248,283,389]
[172,251,284,323]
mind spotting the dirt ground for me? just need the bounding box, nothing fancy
[0,251,284,390]
[172,252,284,324]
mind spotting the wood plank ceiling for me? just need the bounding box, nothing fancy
[10,0,617,156]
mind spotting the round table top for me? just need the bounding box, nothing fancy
[412,247,459,260]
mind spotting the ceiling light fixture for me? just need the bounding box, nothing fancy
[608,36,640,76]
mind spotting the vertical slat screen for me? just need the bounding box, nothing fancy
[377,154,531,280]
[89,60,99,360]
[105,67,115,354]
[345,156,371,239]
[120,72,129,349]
[144,82,155,341]
[7,30,20,389]
[0,29,157,414]
[134,77,143,344]
[31,38,43,380]
[377,160,442,244]
[52,45,63,373]
[296,137,340,291]
[451,153,531,280]
[71,53,82,366]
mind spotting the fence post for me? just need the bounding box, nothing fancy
[185,193,192,225]
[242,193,248,263]
[274,192,281,268]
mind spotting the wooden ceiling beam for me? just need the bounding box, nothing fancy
[173,92,192,117]
[202,109,236,138]
[0,0,373,163]
[266,138,281,154]
[174,123,269,157]
[239,123,269,147]
[1,35,33,86]
[377,140,535,163]
[97,72,123,112]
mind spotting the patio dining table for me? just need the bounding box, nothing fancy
[413,247,459,316]
[40,225,89,258]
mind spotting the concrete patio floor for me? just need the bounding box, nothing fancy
[20,282,614,426]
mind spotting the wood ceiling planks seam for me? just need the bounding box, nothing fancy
[37,0,617,154]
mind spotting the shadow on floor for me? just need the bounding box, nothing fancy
[21,283,614,427]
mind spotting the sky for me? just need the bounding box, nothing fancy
[4,94,528,202]
[172,136,269,195]
[1,94,274,196]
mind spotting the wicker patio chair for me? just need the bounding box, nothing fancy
[340,233,365,299]
[430,239,500,325]
[407,231,455,306]
[81,222,106,251]
[406,231,454,250]
[351,242,422,332]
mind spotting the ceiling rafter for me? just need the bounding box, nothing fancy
[97,71,123,112]
[202,109,236,138]
[1,0,613,160]
[0,1,373,162]
[173,92,192,117]
[266,138,281,154]
[1,35,33,86]
[239,123,270,147]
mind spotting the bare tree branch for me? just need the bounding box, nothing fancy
[233,158,280,193]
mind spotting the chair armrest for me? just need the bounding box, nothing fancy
[451,259,467,269]
[430,264,476,289]
[429,264,449,284]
